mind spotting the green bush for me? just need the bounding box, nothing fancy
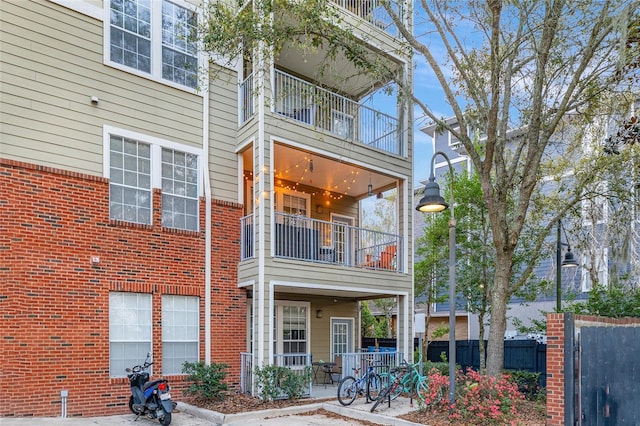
[505,370,543,401]
[254,364,312,401]
[181,361,229,400]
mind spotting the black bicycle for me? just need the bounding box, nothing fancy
[337,360,385,405]
[370,364,412,412]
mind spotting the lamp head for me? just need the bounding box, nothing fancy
[562,248,579,268]
[416,178,448,212]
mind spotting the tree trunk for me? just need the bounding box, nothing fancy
[478,311,486,372]
[485,260,512,376]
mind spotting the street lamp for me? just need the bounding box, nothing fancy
[556,220,579,312]
[416,151,456,406]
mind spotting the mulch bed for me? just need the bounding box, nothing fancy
[182,391,547,425]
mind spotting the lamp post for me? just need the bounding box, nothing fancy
[416,151,456,406]
[556,220,579,312]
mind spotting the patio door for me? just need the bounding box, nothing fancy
[331,318,353,360]
[331,214,354,265]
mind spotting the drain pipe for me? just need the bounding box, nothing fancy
[60,390,68,418]
[203,76,212,365]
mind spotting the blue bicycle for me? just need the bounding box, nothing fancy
[337,359,385,406]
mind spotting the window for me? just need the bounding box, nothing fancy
[108,0,198,89]
[582,247,608,292]
[282,305,307,354]
[109,136,152,224]
[449,125,461,149]
[106,126,201,230]
[161,149,199,231]
[581,182,608,226]
[109,292,152,377]
[162,295,199,375]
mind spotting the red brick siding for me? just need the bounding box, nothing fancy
[0,159,246,417]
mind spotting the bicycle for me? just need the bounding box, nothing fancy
[371,354,430,412]
[336,359,385,406]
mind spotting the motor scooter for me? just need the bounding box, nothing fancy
[126,353,174,426]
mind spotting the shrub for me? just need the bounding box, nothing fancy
[254,364,312,401]
[506,370,544,401]
[181,361,229,400]
[420,368,525,425]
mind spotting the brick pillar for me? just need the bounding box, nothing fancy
[546,313,565,426]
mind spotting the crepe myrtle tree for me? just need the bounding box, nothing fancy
[197,0,639,376]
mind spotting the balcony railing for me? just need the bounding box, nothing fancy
[330,0,404,37]
[273,69,401,155]
[240,352,312,397]
[241,212,403,272]
[240,74,254,125]
[241,214,254,261]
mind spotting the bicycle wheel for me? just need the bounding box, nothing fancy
[379,371,403,400]
[337,376,358,406]
[414,376,429,404]
[365,373,382,402]
[370,383,393,413]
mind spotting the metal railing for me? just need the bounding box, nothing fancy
[241,214,254,261]
[330,0,404,37]
[240,74,254,125]
[273,69,401,155]
[240,353,313,398]
[258,212,402,271]
[340,350,404,380]
[240,352,253,394]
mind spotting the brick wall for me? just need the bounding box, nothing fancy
[546,313,565,425]
[0,159,246,417]
[546,313,640,425]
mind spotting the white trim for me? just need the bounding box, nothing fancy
[49,0,103,20]
[271,280,410,297]
[103,126,203,194]
[103,0,201,95]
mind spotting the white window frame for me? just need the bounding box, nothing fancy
[161,148,200,231]
[581,181,608,227]
[162,295,200,375]
[449,125,462,150]
[104,125,203,230]
[273,301,310,365]
[109,292,152,377]
[104,0,200,92]
[108,136,153,225]
[581,246,608,292]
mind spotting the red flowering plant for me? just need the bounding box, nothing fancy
[418,367,525,425]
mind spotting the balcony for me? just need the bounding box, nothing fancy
[273,70,401,155]
[329,0,404,37]
[239,70,401,155]
[241,212,402,272]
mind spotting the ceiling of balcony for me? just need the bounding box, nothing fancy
[243,144,398,199]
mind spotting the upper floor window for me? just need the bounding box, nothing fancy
[106,126,201,230]
[107,0,198,89]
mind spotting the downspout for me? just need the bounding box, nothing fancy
[202,36,212,365]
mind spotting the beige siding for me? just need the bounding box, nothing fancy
[208,65,240,203]
[1,0,203,175]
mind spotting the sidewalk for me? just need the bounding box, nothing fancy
[0,396,421,426]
